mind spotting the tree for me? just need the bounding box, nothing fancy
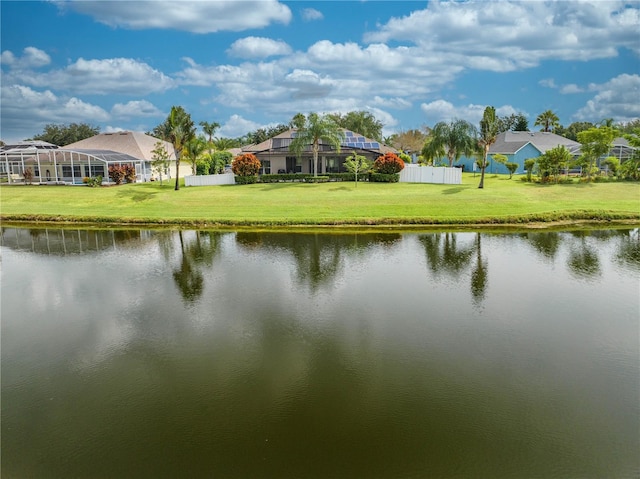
[498,113,528,133]
[477,106,499,189]
[290,113,306,129]
[388,128,429,153]
[289,113,344,177]
[621,130,640,179]
[344,150,371,187]
[185,136,207,176]
[534,110,560,132]
[505,162,518,178]
[524,158,537,181]
[577,126,617,181]
[151,141,171,185]
[164,106,196,191]
[200,120,220,172]
[32,123,99,146]
[213,137,240,150]
[421,119,476,167]
[537,145,571,182]
[555,121,595,141]
[328,111,383,141]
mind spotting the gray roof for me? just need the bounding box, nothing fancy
[242,128,396,155]
[490,131,581,155]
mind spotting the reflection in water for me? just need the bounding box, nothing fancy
[566,231,602,279]
[2,226,639,478]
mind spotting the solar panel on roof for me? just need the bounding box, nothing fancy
[357,137,365,142]
[363,142,372,148]
[371,142,380,149]
[345,131,354,137]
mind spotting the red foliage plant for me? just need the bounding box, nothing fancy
[232,153,261,176]
[373,152,405,174]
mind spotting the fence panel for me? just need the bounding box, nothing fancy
[399,165,462,185]
[185,173,236,186]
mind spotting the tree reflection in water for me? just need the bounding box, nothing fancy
[172,231,224,303]
[566,231,601,279]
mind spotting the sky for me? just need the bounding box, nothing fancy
[1,0,639,144]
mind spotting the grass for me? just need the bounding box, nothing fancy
[1,174,639,228]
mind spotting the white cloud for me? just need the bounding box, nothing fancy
[0,84,110,141]
[1,47,50,69]
[26,57,175,95]
[54,0,292,33]
[559,84,584,94]
[301,8,323,22]
[219,114,263,138]
[420,100,523,125]
[539,78,557,89]
[573,74,640,122]
[365,1,639,71]
[111,100,164,119]
[227,37,292,59]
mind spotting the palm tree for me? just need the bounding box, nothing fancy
[422,119,476,167]
[185,136,207,176]
[213,137,239,151]
[477,106,499,189]
[200,120,220,171]
[289,113,344,177]
[534,110,560,132]
[166,106,195,191]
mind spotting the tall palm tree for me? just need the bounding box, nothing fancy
[289,113,344,177]
[200,120,220,170]
[422,119,476,167]
[477,106,499,189]
[185,136,207,175]
[166,106,195,191]
[534,110,560,132]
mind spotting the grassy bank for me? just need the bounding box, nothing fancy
[1,174,639,228]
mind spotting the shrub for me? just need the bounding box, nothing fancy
[123,164,136,183]
[235,175,258,185]
[108,165,126,185]
[369,172,399,183]
[603,156,620,177]
[398,152,412,163]
[505,162,518,179]
[83,175,103,187]
[210,151,234,174]
[22,168,34,184]
[232,153,261,177]
[524,158,536,182]
[373,152,405,174]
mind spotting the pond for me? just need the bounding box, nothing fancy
[1,226,639,478]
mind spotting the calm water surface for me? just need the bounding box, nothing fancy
[1,227,639,478]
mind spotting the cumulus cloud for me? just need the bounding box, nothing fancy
[219,114,263,138]
[365,1,639,71]
[0,84,110,141]
[227,37,292,59]
[24,57,175,95]
[53,0,292,33]
[301,8,323,21]
[1,47,51,69]
[574,74,640,122]
[420,100,523,124]
[111,100,164,119]
[539,78,557,89]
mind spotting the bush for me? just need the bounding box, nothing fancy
[304,176,329,183]
[235,175,258,185]
[232,153,261,177]
[83,175,103,187]
[123,164,136,183]
[505,162,518,178]
[210,151,234,174]
[369,172,399,183]
[398,152,412,163]
[108,165,126,185]
[373,152,405,174]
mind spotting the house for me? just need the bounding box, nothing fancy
[240,128,397,175]
[456,131,581,175]
[0,131,176,185]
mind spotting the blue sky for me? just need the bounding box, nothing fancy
[1,0,639,143]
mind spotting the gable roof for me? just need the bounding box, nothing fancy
[242,128,396,155]
[490,131,581,155]
[64,131,175,161]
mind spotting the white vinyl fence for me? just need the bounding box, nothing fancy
[399,165,462,185]
[185,173,236,186]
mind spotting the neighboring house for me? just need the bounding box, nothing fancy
[0,131,176,184]
[240,128,397,175]
[456,131,581,175]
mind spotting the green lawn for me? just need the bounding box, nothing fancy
[1,174,639,227]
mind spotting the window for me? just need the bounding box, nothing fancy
[260,160,271,175]
[61,165,82,178]
[285,156,302,173]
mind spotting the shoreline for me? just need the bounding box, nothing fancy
[2,213,639,233]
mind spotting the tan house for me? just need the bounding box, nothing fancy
[1,131,176,184]
[240,128,397,175]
